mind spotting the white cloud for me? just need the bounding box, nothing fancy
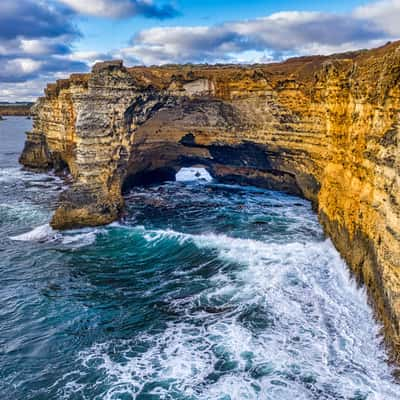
[58,0,178,19]
[0,58,43,83]
[354,0,400,36]
[59,0,127,17]
[20,39,54,55]
[2,0,400,100]
[117,6,392,65]
[0,0,89,98]
[0,79,49,102]
[62,50,112,66]
[17,58,43,74]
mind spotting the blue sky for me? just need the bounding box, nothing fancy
[0,0,399,100]
[76,0,366,53]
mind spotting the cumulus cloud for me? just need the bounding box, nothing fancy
[0,0,77,40]
[0,79,49,102]
[58,0,178,19]
[2,0,400,101]
[0,0,179,97]
[0,55,87,83]
[118,8,393,65]
[354,0,400,36]
[0,36,73,58]
[0,0,88,89]
[64,50,114,65]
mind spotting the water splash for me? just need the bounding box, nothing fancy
[0,118,398,399]
[71,226,398,399]
[176,167,213,183]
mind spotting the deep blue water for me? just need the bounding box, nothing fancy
[0,117,399,399]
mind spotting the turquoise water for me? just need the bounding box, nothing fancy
[0,117,399,399]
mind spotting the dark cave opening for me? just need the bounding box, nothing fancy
[122,167,178,193]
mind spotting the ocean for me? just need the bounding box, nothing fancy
[0,117,398,399]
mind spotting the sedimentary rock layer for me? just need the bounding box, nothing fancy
[0,104,32,116]
[20,43,400,360]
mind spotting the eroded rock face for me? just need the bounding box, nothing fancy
[20,42,400,359]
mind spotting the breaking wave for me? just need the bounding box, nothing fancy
[1,118,398,400]
[10,223,101,248]
[60,225,398,399]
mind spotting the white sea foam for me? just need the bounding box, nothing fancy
[10,223,58,242]
[0,167,28,183]
[176,167,213,183]
[61,231,98,247]
[0,167,62,185]
[78,323,218,399]
[73,227,399,399]
[10,224,100,248]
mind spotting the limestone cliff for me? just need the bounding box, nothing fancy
[20,43,400,361]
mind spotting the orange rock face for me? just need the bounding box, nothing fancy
[20,43,400,360]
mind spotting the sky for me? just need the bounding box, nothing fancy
[1,0,400,101]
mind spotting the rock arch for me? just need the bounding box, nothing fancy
[19,44,400,359]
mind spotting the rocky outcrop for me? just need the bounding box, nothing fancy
[20,42,400,361]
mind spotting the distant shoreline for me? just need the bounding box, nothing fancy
[0,104,33,117]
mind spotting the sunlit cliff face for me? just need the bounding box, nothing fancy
[20,42,400,361]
